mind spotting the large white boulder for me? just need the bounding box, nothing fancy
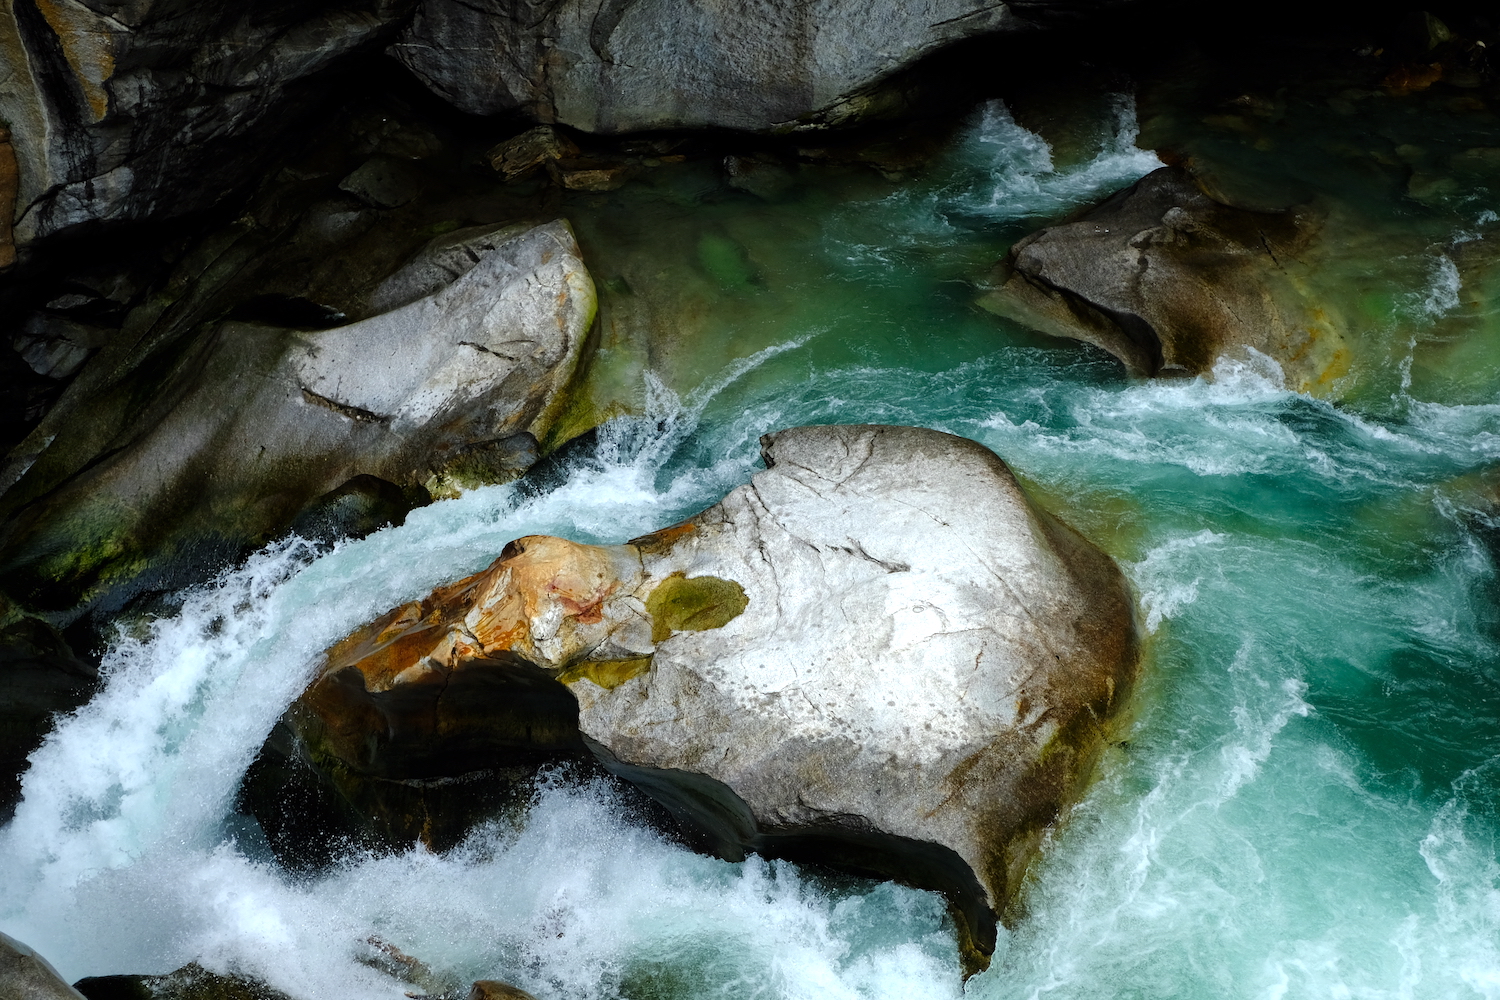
[284,424,1139,972]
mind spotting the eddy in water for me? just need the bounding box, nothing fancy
[3,8,1500,1000]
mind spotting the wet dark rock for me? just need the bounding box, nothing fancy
[338,155,425,209]
[982,166,1350,392]
[469,982,539,1000]
[724,154,797,201]
[1,0,419,249]
[0,930,86,1000]
[286,474,422,548]
[12,312,115,380]
[73,963,293,1000]
[0,606,98,819]
[1,126,17,270]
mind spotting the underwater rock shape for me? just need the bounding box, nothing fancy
[0,931,86,1000]
[269,424,1139,973]
[983,166,1352,392]
[0,221,595,616]
[390,0,1023,132]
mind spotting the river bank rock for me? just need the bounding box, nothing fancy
[0,221,595,617]
[0,0,417,248]
[0,931,86,1000]
[391,0,1026,133]
[981,166,1352,392]
[266,424,1139,972]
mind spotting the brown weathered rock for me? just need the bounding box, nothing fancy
[487,126,581,181]
[72,962,295,1000]
[559,163,633,192]
[269,424,1139,973]
[469,981,539,1000]
[982,166,1352,392]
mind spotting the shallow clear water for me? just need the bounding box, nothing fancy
[4,98,1500,1000]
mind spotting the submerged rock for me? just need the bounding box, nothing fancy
[487,126,582,182]
[0,930,86,1000]
[0,221,596,616]
[265,424,1139,972]
[469,982,538,1000]
[72,963,293,1000]
[982,166,1351,391]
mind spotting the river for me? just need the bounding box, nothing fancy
[2,94,1499,1000]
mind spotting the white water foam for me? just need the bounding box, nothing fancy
[824,94,1162,274]
[0,344,968,998]
[1131,530,1224,634]
[946,95,1164,222]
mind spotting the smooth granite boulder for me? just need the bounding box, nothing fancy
[0,220,595,616]
[270,424,1139,973]
[983,166,1352,392]
[0,931,86,1000]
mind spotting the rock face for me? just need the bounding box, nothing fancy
[0,931,86,1000]
[0,0,417,246]
[272,424,1139,971]
[391,0,1024,132]
[0,221,595,615]
[982,166,1352,392]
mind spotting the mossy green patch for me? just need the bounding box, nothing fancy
[696,234,759,290]
[556,656,653,690]
[645,572,748,644]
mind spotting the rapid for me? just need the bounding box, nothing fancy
[3,96,1500,1000]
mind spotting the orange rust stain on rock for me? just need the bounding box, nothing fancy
[316,534,632,692]
[33,0,117,122]
[628,520,697,554]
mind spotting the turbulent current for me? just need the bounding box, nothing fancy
[4,100,1500,1000]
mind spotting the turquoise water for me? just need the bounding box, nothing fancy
[2,98,1500,999]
